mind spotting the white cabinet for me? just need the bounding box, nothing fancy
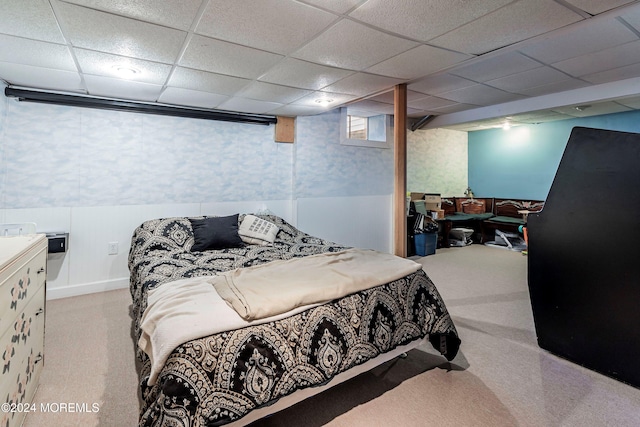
[0,235,47,427]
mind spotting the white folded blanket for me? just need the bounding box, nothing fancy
[139,277,319,385]
[211,248,422,321]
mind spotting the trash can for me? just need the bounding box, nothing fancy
[414,232,437,256]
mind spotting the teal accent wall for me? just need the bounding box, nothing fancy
[468,110,640,200]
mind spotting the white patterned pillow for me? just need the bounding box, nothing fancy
[239,215,280,246]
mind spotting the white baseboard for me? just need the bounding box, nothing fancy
[46,277,129,300]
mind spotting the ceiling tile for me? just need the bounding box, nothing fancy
[428,103,477,114]
[366,45,471,80]
[292,19,418,70]
[269,104,330,116]
[515,78,591,97]
[181,35,283,79]
[552,101,632,117]
[59,0,204,30]
[360,91,392,103]
[349,0,513,42]
[301,0,363,14]
[236,81,313,104]
[56,2,187,63]
[562,0,637,15]
[367,90,427,104]
[322,73,404,96]
[518,16,638,64]
[218,97,284,114]
[0,35,76,71]
[486,67,571,92]
[0,0,66,43]
[407,107,428,117]
[259,58,353,90]
[0,62,83,92]
[346,100,395,116]
[348,91,428,116]
[429,0,584,55]
[438,84,524,105]
[292,91,357,108]
[408,74,477,95]
[197,0,337,55]
[553,40,640,77]
[581,62,640,84]
[450,51,542,82]
[1,0,639,129]
[619,4,640,30]
[158,87,228,108]
[75,49,172,85]
[83,74,163,101]
[168,67,250,96]
[408,96,458,111]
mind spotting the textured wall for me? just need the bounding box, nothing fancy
[1,102,398,208]
[1,101,293,208]
[295,109,394,198]
[407,127,468,196]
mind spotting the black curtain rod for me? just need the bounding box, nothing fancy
[4,87,277,126]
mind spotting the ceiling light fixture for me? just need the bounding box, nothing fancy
[575,105,591,112]
[112,65,140,78]
[314,98,334,105]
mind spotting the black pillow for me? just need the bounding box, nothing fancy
[189,214,245,251]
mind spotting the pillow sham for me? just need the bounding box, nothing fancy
[189,214,245,251]
[238,214,280,246]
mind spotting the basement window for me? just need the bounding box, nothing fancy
[340,107,392,148]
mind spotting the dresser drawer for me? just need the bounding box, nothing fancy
[0,284,45,427]
[0,247,46,338]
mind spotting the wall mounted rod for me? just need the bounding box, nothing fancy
[4,87,277,126]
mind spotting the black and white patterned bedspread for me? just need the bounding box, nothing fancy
[128,214,460,427]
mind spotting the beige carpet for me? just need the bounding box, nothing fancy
[22,288,139,427]
[23,245,640,426]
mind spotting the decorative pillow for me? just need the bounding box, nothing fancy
[238,215,280,246]
[189,214,245,251]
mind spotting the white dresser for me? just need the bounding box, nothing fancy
[0,234,47,427]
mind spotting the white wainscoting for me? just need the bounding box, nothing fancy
[0,197,390,300]
[0,200,293,300]
[295,194,393,253]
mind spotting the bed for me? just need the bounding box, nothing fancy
[128,213,460,426]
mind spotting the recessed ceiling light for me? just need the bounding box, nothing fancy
[112,65,140,78]
[314,98,334,105]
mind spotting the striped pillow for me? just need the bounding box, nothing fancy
[239,215,279,246]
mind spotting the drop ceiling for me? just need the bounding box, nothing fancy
[2,0,640,131]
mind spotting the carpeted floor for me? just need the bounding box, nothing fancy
[23,245,640,426]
